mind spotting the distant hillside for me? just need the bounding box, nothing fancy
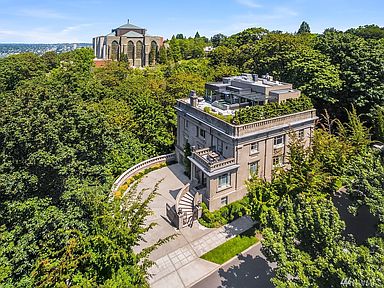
[0,43,92,58]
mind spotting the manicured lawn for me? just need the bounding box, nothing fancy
[200,228,259,264]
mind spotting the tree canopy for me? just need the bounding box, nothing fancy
[247,111,384,287]
[2,21,384,287]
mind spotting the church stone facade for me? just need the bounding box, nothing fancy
[93,21,163,67]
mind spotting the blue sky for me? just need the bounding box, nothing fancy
[0,0,383,43]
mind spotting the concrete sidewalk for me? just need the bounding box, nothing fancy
[149,216,255,288]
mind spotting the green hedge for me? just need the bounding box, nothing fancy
[200,227,259,264]
[198,197,249,228]
[232,96,313,125]
[203,106,234,123]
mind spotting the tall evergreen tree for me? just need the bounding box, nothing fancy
[211,33,227,47]
[158,46,168,64]
[297,21,311,34]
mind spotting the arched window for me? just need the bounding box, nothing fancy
[111,41,119,61]
[127,41,134,60]
[149,41,158,65]
[136,41,143,60]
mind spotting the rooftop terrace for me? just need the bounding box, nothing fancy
[176,99,316,138]
[204,73,301,108]
[183,74,313,125]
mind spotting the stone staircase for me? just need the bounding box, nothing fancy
[178,191,195,224]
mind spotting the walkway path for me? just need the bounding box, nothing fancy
[133,163,189,257]
[149,216,255,288]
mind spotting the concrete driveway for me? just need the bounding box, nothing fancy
[131,163,259,287]
[133,163,214,260]
[133,163,187,256]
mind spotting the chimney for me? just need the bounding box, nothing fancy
[127,19,130,23]
[189,90,198,107]
[252,74,258,82]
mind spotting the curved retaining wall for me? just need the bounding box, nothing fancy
[111,153,176,192]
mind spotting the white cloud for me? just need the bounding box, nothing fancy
[220,6,299,35]
[62,23,93,34]
[18,8,67,20]
[0,30,14,36]
[0,24,95,43]
[274,6,298,17]
[235,0,262,8]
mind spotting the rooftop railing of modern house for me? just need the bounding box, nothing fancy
[192,148,236,173]
[177,100,317,138]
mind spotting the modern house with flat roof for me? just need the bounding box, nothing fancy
[174,74,317,214]
[93,20,163,67]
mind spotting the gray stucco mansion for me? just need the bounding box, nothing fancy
[175,74,317,212]
[92,20,163,67]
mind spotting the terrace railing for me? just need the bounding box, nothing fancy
[177,100,317,138]
[111,153,176,193]
[234,110,317,137]
[191,148,236,173]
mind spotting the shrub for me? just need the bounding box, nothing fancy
[203,106,211,113]
[232,95,313,125]
[203,106,234,123]
[198,197,249,228]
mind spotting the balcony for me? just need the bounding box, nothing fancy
[190,148,237,174]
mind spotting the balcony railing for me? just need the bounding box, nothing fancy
[192,148,236,173]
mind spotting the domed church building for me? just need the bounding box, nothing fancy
[93,20,163,67]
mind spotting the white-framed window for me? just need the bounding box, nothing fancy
[249,161,259,178]
[184,119,189,128]
[274,135,285,147]
[273,155,284,167]
[221,196,228,206]
[218,173,230,189]
[250,142,259,154]
[298,129,304,139]
[200,128,206,139]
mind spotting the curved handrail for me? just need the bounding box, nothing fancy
[111,153,176,192]
[175,183,190,214]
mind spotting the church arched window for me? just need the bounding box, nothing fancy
[111,41,119,60]
[136,41,143,59]
[127,41,134,59]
